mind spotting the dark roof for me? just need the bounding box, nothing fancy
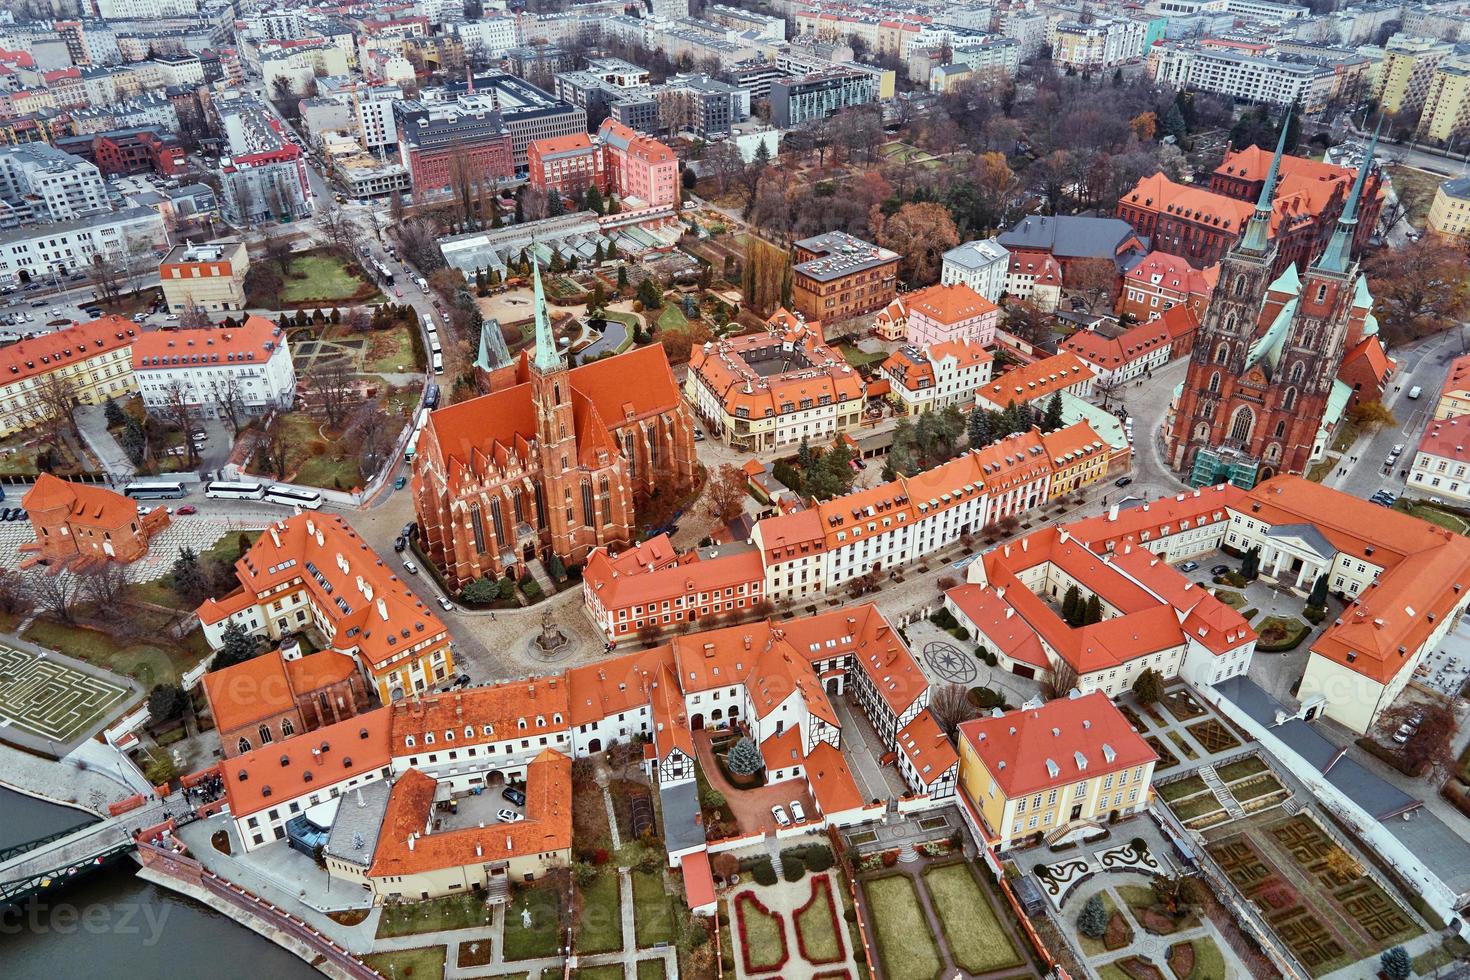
[659,780,706,854]
[997,215,1147,263]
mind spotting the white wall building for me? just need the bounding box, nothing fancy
[940,238,1010,302]
[133,317,296,419]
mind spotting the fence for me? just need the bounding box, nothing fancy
[136,841,381,980]
[104,705,152,745]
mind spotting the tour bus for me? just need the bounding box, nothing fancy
[405,408,430,462]
[205,481,266,501]
[431,352,443,375]
[429,334,443,356]
[123,481,186,500]
[264,485,323,510]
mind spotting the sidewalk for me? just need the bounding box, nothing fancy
[73,403,136,479]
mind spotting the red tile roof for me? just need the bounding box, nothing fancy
[957,692,1156,798]
[132,316,285,371]
[222,707,391,819]
[0,315,137,387]
[23,473,139,530]
[976,352,1095,408]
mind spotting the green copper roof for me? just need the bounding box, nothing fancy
[1239,108,1291,255]
[532,261,562,373]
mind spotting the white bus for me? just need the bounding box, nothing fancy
[123,481,186,500]
[264,485,323,510]
[204,480,265,501]
[405,408,430,462]
[428,335,442,356]
[431,352,443,375]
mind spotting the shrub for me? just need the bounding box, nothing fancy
[1381,946,1411,980]
[750,856,777,886]
[1303,604,1327,624]
[880,851,898,868]
[726,736,763,776]
[782,857,806,882]
[1077,894,1108,939]
[969,686,1004,710]
[843,907,857,923]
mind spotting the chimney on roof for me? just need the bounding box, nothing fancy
[377,598,389,621]
[269,525,280,547]
[407,835,415,851]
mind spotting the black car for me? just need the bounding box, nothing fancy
[0,508,11,521]
[393,536,407,553]
[1114,476,1133,488]
[502,786,526,807]
[455,674,472,688]
[401,522,416,540]
[1210,564,1230,575]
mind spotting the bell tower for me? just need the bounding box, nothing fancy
[529,262,578,560]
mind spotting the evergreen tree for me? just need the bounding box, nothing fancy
[1132,668,1165,705]
[1241,546,1261,580]
[1062,584,1081,625]
[1307,573,1328,608]
[584,183,604,215]
[726,736,763,776]
[514,197,524,223]
[617,265,629,289]
[797,436,815,472]
[1077,895,1108,939]
[490,202,503,227]
[1162,102,1188,143]
[967,407,992,447]
[103,398,125,427]
[594,241,605,262]
[210,620,259,671]
[1279,103,1302,154]
[1380,947,1411,980]
[120,418,145,464]
[590,281,607,312]
[1084,593,1103,625]
[1042,392,1065,433]
[637,276,663,309]
[547,191,565,217]
[171,547,209,606]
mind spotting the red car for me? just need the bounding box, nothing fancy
[393,287,403,298]
[176,504,197,515]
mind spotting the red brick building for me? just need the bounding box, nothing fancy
[527,132,606,202]
[202,647,371,758]
[93,127,186,177]
[1118,250,1217,323]
[20,473,168,567]
[791,231,900,324]
[413,266,697,590]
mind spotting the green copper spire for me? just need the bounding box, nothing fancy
[532,260,562,373]
[1238,106,1292,255]
[1315,118,1380,275]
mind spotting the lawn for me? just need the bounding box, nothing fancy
[1393,498,1470,535]
[1330,419,1362,455]
[921,862,1022,973]
[362,324,420,374]
[257,410,366,491]
[633,870,674,948]
[1386,165,1441,229]
[862,875,943,980]
[376,893,491,938]
[504,882,563,960]
[128,530,260,610]
[1230,773,1286,802]
[1212,589,1245,609]
[1159,775,1209,802]
[360,945,446,979]
[1168,937,1227,980]
[636,959,667,980]
[1117,883,1198,936]
[572,967,625,980]
[577,871,624,954]
[836,343,888,371]
[22,617,202,687]
[1216,756,1268,783]
[734,891,788,974]
[1170,793,1223,821]
[655,304,689,332]
[794,875,844,964]
[1167,731,1199,761]
[1306,455,1339,484]
[269,250,381,307]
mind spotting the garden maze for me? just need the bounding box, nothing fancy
[0,644,129,743]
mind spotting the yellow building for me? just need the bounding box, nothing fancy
[1428,176,1470,243]
[0,316,139,437]
[159,241,249,313]
[1434,349,1470,421]
[1371,35,1452,116]
[1417,57,1470,144]
[956,691,1157,849]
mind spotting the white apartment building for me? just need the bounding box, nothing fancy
[454,16,519,59]
[941,238,1010,302]
[93,0,200,19]
[133,317,296,419]
[0,144,108,224]
[0,206,164,284]
[0,316,139,438]
[1408,415,1470,506]
[1149,43,1337,110]
[1051,18,1148,70]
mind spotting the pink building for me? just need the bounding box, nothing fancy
[903,282,1001,349]
[598,118,678,210]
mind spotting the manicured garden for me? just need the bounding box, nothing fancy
[921,862,1022,973]
[376,893,491,938]
[361,945,446,979]
[1145,735,1181,771]
[633,869,674,948]
[1167,937,1227,980]
[1254,616,1310,652]
[636,959,667,980]
[1184,718,1241,755]
[861,874,943,980]
[251,249,382,308]
[504,882,563,960]
[22,617,206,688]
[1159,775,1209,803]
[734,891,789,974]
[794,874,845,964]
[576,871,623,954]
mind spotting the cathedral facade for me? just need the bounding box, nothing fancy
[1165,123,1384,488]
[413,267,697,590]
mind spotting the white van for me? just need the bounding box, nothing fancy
[1408,386,1423,399]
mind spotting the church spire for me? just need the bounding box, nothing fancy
[1314,117,1380,275]
[532,260,563,373]
[1237,106,1292,255]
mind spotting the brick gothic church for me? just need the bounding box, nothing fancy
[413,265,697,589]
[1166,122,1383,488]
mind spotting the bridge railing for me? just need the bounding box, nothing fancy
[136,841,381,980]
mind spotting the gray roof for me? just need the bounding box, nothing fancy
[1264,523,1337,561]
[659,780,707,855]
[997,215,1145,262]
[943,238,1009,270]
[1442,176,1470,201]
[322,780,392,868]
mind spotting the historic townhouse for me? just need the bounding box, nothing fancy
[1060,321,1172,386]
[974,352,1096,413]
[203,647,370,759]
[0,316,139,438]
[197,514,456,706]
[879,339,994,417]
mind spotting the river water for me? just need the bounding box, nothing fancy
[0,787,321,978]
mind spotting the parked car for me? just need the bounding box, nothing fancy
[12,508,23,521]
[1210,563,1230,575]
[496,808,523,823]
[789,800,806,822]
[401,522,416,539]
[1392,723,1413,744]
[393,536,407,553]
[0,508,12,521]
[1409,386,1423,399]
[402,557,419,575]
[502,786,526,807]
[770,804,791,828]
[1179,561,1199,572]
[436,596,454,612]
[176,504,197,515]
[1114,476,1133,488]
[1391,444,1405,456]
[393,475,407,490]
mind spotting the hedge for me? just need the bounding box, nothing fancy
[1355,737,1426,778]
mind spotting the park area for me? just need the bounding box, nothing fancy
[247,248,383,309]
[1205,812,1421,976]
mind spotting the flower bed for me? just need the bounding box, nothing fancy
[734,891,790,975]
[794,874,845,965]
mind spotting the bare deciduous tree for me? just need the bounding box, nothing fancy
[28,372,80,452]
[87,253,123,308]
[928,683,978,742]
[263,232,295,278]
[81,561,130,611]
[0,567,35,618]
[306,358,356,429]
[30,572,80,625]
[259,416,291,479]
[315,201,355,253]
[210,373,247,437]
[341,400,392,477]
[159,379,200,468]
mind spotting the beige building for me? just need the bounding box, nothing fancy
[1370,34,1453,116]
[0,316,139,438]
[1434,351,1470,421]
[956,692,1156,850]
[159,241,249,313]
[1418,56,1470,144]
[1427,176,1470,243]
